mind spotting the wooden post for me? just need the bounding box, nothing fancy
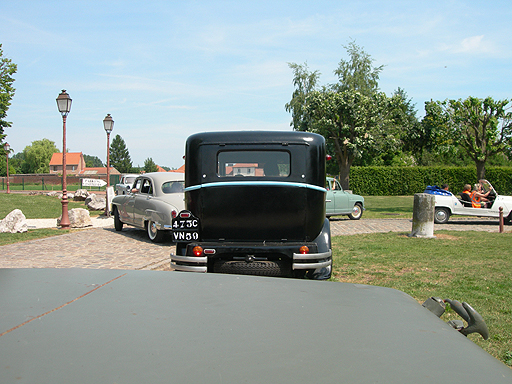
[499,207,504,233]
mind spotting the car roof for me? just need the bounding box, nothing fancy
[2,269,511,383]
[186,130,324,146]
[138,172,184,183]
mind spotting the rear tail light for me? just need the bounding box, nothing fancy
[192,246,203,257]
[179,211,191,218]
[299,246,310,254]
[171,210,177,219]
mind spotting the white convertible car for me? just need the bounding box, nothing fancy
[432,180,512,224]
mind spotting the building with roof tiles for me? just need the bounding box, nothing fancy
[49,152,86,175]
[79,167,120,176]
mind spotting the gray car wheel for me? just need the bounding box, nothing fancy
[114,208,123,231]
[434,207,450,224]
[147,220,165,243]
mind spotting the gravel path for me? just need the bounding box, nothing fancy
[26,216,114,229]
[1,217,509,271]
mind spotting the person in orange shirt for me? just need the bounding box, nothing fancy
[470,183,491,208]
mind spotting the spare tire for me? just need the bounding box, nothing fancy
[213,260,290,277]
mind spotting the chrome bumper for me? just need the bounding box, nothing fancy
[292,250,332,270]
[170,254,207,273]
[171,250,332,273]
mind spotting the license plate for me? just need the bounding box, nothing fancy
[172,217,199,230]
[172,212,200,242]
[172,230,199,242]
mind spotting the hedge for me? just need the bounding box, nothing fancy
[348,166,512,196]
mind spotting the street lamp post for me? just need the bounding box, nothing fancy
[56,90,72,229]
[103,114,114,217]
[3,142,10,194]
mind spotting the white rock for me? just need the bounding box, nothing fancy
[0,209,28,233]
[85,194,106,211]
[57,208,93,228]
[74,189,90,201]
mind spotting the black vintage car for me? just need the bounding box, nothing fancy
[170,131,332,279]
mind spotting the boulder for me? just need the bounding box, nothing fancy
[57,208,93,228]
[57,192,74,200]
[85,194,106,211]
[0,209,28,233]
[74,189,90,201]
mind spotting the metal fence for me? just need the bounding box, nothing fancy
[0,173,121,191]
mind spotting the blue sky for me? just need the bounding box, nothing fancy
[2,0,511,169]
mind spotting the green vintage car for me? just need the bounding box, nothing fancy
[326,177,365,219]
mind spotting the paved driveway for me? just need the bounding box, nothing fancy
[0,218,508,270]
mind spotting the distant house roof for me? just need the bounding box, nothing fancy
[169,164,185,173]
[156,165,167,172]
[49,152,84,166]
[79,167,120,175]
[233,163,258,168]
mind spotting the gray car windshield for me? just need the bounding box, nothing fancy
[125,177,136,185]
[217,151,290,177]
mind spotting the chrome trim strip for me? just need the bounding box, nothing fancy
[185,181,326,193]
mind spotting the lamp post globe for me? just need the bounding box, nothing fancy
[3,142,10,194]
[103,114,114,217]
[56,90,72,229]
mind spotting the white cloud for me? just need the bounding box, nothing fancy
[456,35,488,53]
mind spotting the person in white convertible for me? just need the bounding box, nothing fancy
[434,179,511,224]
[471,183,493,208]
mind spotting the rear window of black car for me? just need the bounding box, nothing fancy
[217,151,290,177]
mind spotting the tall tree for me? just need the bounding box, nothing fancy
[109,134,133,173]
[284,62,320,132]
[22,138,59,174]
[426,97,512,179]
[332,40,384,96]
[305,89,395,188]
[83,154,104,167]
[287,41,397,189]
[0,44,17,145]
[143,157,158,173]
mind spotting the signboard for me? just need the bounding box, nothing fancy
[82,178,107,187]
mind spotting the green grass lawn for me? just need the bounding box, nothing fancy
[362,195,414,219]
[0,193,102,219]
[330,230,512,366]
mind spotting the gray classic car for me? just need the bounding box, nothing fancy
[115,173,139,195]
[326,177,365,219]
[111,172,185,242]
[2,268,511,383]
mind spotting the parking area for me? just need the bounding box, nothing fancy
[0,218,507,270]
